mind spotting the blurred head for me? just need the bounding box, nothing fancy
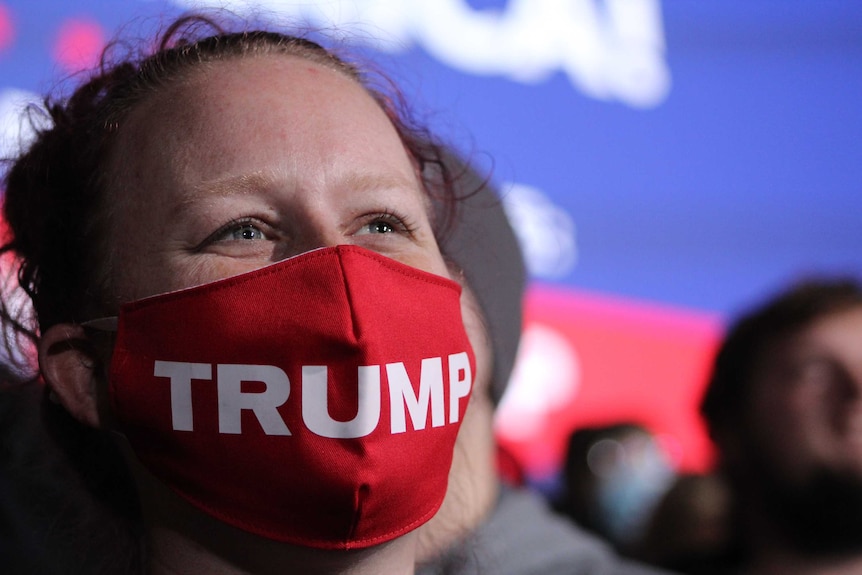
[560,423,673,550]
[701,277,862,555]
[635,473,734,573]
[702,278,862,481]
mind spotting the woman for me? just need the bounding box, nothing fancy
[0,14,490,575]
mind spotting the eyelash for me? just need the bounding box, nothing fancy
[360,210,418,236]
[195,217,270,250]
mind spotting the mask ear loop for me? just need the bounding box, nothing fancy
[77,316,128,436]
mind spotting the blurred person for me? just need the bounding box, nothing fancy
[701,277,862,575]
[633,472,735,575]
[553,423,676,556]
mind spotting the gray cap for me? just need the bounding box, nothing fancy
[434,152,527,405]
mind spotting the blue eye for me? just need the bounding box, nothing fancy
[192,217,275,254]
[356,211,417,237]
[229,223,266,240]
[364,220,395,234]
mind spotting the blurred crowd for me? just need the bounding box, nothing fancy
[547,277,862,575]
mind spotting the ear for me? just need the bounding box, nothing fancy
[38,323,103,428]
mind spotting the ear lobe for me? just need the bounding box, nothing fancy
[39,323,103,428]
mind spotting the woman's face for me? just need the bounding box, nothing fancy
[105,54,450,303]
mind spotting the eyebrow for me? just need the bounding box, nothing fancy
[176,172,280,209]
[177,169,423,209]
[339,171,423,195]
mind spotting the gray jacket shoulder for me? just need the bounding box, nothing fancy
[418,485,675,575]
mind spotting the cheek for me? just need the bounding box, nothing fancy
[758,392,808,441]
[111,258,167,305]
[406,235,451,279]
[178,257,265,288]
[402,253,450,280]
[783,383,835,437]
[114,256,261,304]
[752,389,830,473]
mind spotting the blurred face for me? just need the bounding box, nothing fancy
[105,54,450,303]
[747,305,862,483]
[735,305,862,554]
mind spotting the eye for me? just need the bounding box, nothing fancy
[194,218,272,252]
[361,220,396,235]
[354,210,418,238]
[227,222,266,241]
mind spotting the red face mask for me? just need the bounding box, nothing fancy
[104,245,475,550]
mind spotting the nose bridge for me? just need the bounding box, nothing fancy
[306,214,343,249]
[291,200,344,255]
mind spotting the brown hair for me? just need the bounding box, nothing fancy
[0,14,458,355]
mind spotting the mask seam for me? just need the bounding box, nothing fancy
[335,247,362,346]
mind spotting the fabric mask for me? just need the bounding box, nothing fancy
[104,245,475,550]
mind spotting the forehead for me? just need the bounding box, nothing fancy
[106,53,416,191]
[771,305,862,359]
[799,304,862,344]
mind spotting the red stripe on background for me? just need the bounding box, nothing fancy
[495,284,724,479]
